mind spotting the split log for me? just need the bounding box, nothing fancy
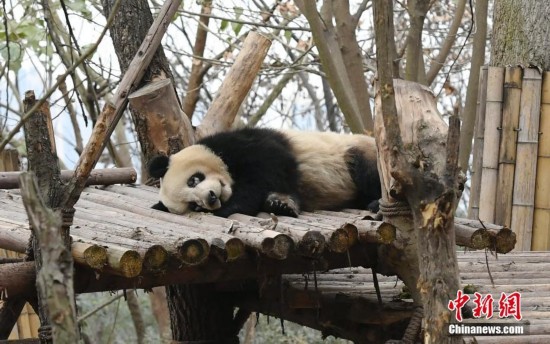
[128,78,194,154]
[511,68,542,250]
[0,168,137,189]
[533,71,550,250]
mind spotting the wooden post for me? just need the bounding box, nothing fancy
[478,67,504,223]
[468,66,488,219]
[19,173,79,343]
[495,67,522,227]
[533,72,550,250]
[511,68,542,251]
[195,31,271,139]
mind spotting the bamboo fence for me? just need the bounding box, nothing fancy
[470,67,550,251]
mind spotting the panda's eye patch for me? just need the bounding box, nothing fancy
[187,172,205,188]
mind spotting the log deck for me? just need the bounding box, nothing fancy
[0,184,533,342]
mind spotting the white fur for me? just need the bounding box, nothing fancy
[159,145,233,214]
[283,130,376,210]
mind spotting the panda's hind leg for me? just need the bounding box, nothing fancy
[264,192,300,217]
[345,147,382,211]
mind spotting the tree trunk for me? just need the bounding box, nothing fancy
[166,285,238,343]
[102,0,183,172]
[491,0,550,70]
[101,1,234,341]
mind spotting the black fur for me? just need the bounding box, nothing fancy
[152,201,169,212]
[196,128,301,217]
[345,146,381,212]
[150,128,381,218]
[148,155,170,178]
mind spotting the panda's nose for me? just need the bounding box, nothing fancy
[208,191,218,206]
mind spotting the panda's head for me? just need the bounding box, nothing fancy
[148,145,233,214]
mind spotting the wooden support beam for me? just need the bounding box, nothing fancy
[0,168,137,189]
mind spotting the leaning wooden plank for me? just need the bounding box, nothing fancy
[0,168,137,189]
[479,67,504,223]
[532,71,550,250]
[495,67,522,227]
[196,32,272,139]
[511,68,542,250]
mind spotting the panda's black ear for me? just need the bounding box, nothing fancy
[148,155,170,178]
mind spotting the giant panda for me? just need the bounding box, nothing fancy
[148,128,380,218]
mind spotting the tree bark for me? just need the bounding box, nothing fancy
[491,0,550,70]
[166,284,238,343]
[373,1,462,342]
[102,0,187,174]
[20,173,79,344]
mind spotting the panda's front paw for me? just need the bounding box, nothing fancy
[264,193,300,217]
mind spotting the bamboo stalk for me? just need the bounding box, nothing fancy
[495,67,522,227]
[511,68,542,251]
[533,72,550,250]
[468,66,489,219]
[478,67,505,223]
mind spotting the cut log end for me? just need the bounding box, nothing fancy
[495,227,517,253]
[470,229,491,250]
[113,250,143,278]
[297,231,326,257]
[142,245,169,272]
[261,234,293,260]
[82,245,108,270]
[178,238,209,265]
[328,229,352,253]
[225,238,246,261]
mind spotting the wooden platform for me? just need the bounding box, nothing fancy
[1,185,548,342]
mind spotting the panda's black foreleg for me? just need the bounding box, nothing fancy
[263,192,300,217]
[345,147,382,211]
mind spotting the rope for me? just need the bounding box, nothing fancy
[61,207,76,227]
[38,325,52,342]
[402,306,423,343]
[378,199,412,217]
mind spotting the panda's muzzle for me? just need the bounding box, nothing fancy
[207,190,218,207]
